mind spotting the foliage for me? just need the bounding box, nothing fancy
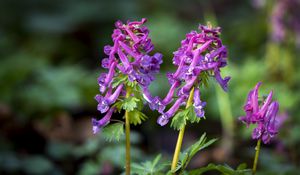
[102,123,125,142]
[128,110,148,125]
[173,133,217,174]
[171,106,202,130]
[130,154,168,175]
[188,163,251,175]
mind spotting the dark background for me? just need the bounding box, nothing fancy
[0,0,299,174]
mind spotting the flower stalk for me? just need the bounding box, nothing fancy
[252,138,261,175]
[171,87,195,172]
[125,86,131,175]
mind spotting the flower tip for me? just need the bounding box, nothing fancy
[92,118,100,134]
[115,20,123,28]
[157,115,169,126]
[92,126,100,134]
[255,82,262,89]
[141,18,147,23]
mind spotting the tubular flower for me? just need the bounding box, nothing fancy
[93,18,162,133]
[239,82,280,144]
[154,24,230,126]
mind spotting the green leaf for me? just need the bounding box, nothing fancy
[112,75,127,88]
[188,163,252,175]
[186,106,201,123]
[237,163,247,170]
[101,123,124,142]
[128,110,148,125]
[112,101,123,113]
[171,106,202,131]
[176,133,217,173]
[131,154,167,175]
[171,110,188,130]
[122,96,140,111]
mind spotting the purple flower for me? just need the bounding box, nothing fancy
[239,82,280,144]
[157,96,186,126]
[95,84,124,113]
[93,18,162,133]
[92,107,116,134]
[214,68,230,92]
[152,24,230,126]
[270,0,300,46]
[193,88,206,118]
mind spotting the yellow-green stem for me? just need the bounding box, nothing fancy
[125,87,131,175]
[252,139,262,175]
[171,87,195,173]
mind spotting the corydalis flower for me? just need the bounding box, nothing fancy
[99,18,162,90]
[153,24,230,126]
[93,18,162,133]
[271,0,300,46]
[239,82,280,144]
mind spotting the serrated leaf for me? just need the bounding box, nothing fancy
[132,87,144,110]
[128,110,148,125]
[171,110,188,130]
[102,123,124,142]
[171,107,202,131]
[186,106,201,123]
[112,75,127,88]
[112,101,123,113]
[122,96,140,111]
[131,154,167,175]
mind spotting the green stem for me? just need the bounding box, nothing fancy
[252,139,262,175]
[125,87,131,175]
[171,87,195,173]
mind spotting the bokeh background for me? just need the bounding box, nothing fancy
[0,0,299,174]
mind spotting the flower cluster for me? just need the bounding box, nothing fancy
[271,0,300,45]
[93,18,163,134]
[239,82,280,144]
[144,24,230,126]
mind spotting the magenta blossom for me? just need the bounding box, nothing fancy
[93,18,162,133]
[152,24,230,126]
[239,82,280,144]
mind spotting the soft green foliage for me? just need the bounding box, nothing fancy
[171,110,187,130]
[171,106,201,130]
[176,133,217,173]
[112,75,128,88]
[187,163,251,175]
[113,95,143,113]
[102,123,125,142]
[128,110,148,125]
[122,97,141,111]
[22,156,54,175]
[131,154,168,175]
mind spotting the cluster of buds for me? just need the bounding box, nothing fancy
[93,19,163,134]
[143,24,230,126]
[239,82,280,144]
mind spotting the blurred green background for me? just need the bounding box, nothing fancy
[0,0,299,174]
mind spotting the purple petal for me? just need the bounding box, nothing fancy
[92,108,116,134]
[157,114,169,126]
[214,68,230,92]
[162,81,180,105]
